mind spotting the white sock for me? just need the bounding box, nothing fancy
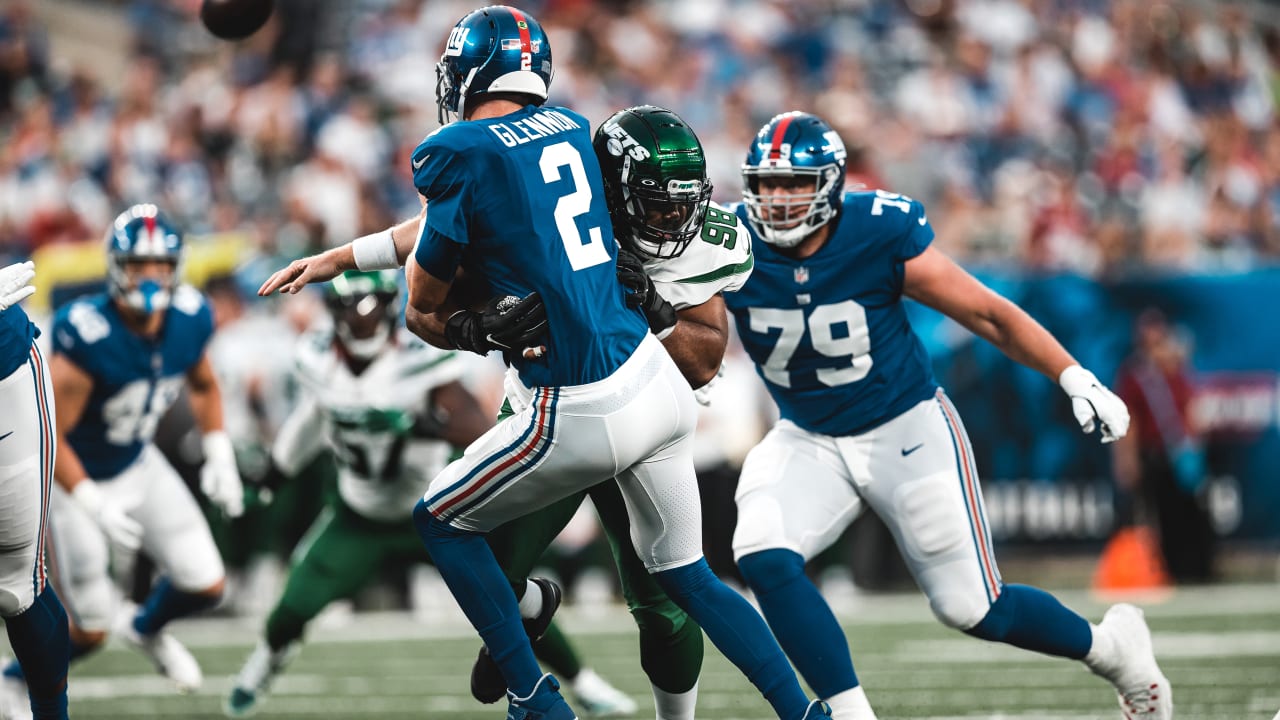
[518,580,543,620]
[826,685,878,720]
[1083,622,1117,676]
[651,681,697,720]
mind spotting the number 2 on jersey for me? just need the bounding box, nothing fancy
[540,142,610,271]
[748,300,873,388]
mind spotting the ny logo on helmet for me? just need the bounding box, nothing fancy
[445,26,470,56]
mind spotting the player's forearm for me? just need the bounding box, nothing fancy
[662,318,727,389]
[187,384,226,435]
[973,297,1076,381]
[53,436,92,492]
[405,304,452,349]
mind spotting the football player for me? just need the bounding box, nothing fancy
[263,8,830,720]
[256,104,755,720]
[0,261,70,720]
[467,104,754,720]
[224,270,493,716]
[1,205,244,711]
[723,111,1171,720]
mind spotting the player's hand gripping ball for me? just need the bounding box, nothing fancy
[200,0,274,41]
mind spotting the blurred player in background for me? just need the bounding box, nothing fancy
[224,270,492,716]
[723,111,1172,720]
[0,262,69,720]
[1,205,244,714]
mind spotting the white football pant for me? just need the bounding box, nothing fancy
[0,343,56,617]
[48,444,225,632]
[733,389,1002,630]
[423,333,705,572]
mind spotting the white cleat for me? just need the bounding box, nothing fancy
[118,621,204,693]
[571,668,637,718]
[1091,604,1173,719]
[224,641,297,718]
[0,673,32,720]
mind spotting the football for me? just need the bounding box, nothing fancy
[199,0,274,41]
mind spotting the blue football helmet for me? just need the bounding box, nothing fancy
[435,5,554,125]
[105,204,184,314]
[742,112,847,248]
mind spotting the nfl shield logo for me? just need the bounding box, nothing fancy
[794,266,809,285]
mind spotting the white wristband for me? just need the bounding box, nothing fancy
[352,228,399,271]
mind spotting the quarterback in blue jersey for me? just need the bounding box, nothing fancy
[724,112,1172,720]
[1,206,244,707]
[0,262,70,720]
[373,7,827,720]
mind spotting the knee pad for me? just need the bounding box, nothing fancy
[931,588,998,632]
[736,548,805,595]
[0,587,27,617]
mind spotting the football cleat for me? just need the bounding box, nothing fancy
[508,673,577,720]
[1090,604,1173,719]
[118,620,203,693]
[0,672,31,720]
[570,668,637,718]
[224,641,297,717]
[472,577,564,704]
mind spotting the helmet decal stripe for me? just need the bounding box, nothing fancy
[509,7,533,70]
[768,114,795,163]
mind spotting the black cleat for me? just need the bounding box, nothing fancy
[470,578,564,704]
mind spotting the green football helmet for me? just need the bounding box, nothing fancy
[593,105,712,259]
[325,270,401,361]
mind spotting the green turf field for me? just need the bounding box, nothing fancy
[57,583,1280,719]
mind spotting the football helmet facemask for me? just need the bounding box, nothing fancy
[325,270,401,361]
[435,5,553,125]
[593,105,712,260]
[105,204,184,315]
[742,111,847,248]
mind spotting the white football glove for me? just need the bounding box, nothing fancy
[0,261,36,311]
[71,480,143,552]
[692,361,727,407]
[1059,365,1130,443]
[201,431,245,518]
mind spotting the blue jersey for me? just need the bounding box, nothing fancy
[725,191,939,436]
[411,104,647,388]
[0,304,37,378]
[51,288,214,478]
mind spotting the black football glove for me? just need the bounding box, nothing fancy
[616,249,677,339]
[445,292,549,357]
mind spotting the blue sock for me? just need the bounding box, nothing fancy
[966,584,1092,658]
[132,578,221,636]
[414,499,543,697]
[738,549,860,698]
[4,640,97,683]
[654,558,810,720]
[4,586,69,720]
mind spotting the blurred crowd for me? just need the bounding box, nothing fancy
[0,0,1274,599]
[3,0,1280,281]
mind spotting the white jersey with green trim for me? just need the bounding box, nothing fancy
[644,201,754,310]
[273,328,466,522]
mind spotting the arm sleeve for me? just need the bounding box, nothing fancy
[410,136,475,283]
[270,394,327,477]
[894,198,934,262]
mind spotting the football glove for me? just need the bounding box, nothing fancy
[1059,365,1130,443]
[71,480,143,552]
[0,261,36,312]
[201,431,245,518]
[616,249,676,339]
[445,292,548,357]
